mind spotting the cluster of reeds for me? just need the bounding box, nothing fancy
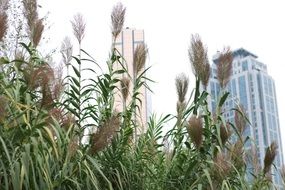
[0,1,281,190]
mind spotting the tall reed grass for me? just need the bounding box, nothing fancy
[0,1,282,189]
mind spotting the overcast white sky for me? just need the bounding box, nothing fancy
[39,0,285,157]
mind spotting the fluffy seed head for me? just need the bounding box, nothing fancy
[71,13,86,44]
[0,0,8,10]
[263,141,278,174]
[120,77,130,102]
[32,19,44,47]
[220,122,231,145]
[48,108,62,122]
[25,63,63,108]
[231,140,245,169]
[249,146,261,175]
[212,152,232,182]
[0,0,9,41]
[41,84,53,108]
[46,108,64,130]
[201,61,210,88]
[111,2,126,40]
[133,43,148,75]
[23,0,45,46]
[91,114,120,154]
[51,66,64,101]
[23,0,38,32]
[187,115,203,148]
[234,105,247,135]
[188,34,210,87]
[68,136,79,157]
[217,47,233,88]
[28,64,54,90]
[62,113,76,130]
[0,12,7,41]
[175,73,189,103]
[176,101,186,115]
[60,36,73,65]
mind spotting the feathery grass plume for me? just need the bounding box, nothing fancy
[48,108,63,124]
[133,43,148,75]
[176,101,186,116]
[46,108,64,135]
[188,34,210,87]
[249,146,261,175]
[0,0,8,41]
[111,2,126,40]
[41,83,54,108]
[23,0,38,32]
[163,135,170,153]
[234,105,247,135]
[68,136,79,157]
[217,47,233,89]
[26,64,56,108]
[0,10,7,41]
[62,113,76,130]
[23,0,45,46]
[51,65,64,101]
[0,0,8,10]
[188,34,204,76]
[175,73,189,113]
[212,152,232,182]
[60,36,73,65]
[28,64,54,90]
[71,13,86,44]
[32,18,44,47]
[220,122,231,145]
[230,140,245,169]
[187,115,203,148]
[263,141,278,174]
[91,114,120,154]
[43,64,64,107]
[175,73,189,103]
[201,61,210,87]
[120,76,130,102]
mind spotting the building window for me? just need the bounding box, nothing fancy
[238,76,248,108]
[232,79,237,95]
[242,60,248,71]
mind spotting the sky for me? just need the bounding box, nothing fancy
[39,0,285,157]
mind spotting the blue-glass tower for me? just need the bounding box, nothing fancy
[207,48,284,189]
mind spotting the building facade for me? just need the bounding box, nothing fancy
[114,28,151,133]
[207,48,284,188]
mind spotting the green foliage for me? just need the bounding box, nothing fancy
[0,1,280,190]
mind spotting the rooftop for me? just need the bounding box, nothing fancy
[213,48,258,64]
[232,48,258,59]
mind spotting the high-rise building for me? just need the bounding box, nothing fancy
[207,48,284,188]
[114,28,151,133]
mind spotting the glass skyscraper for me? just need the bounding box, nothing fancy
[207,48,284,188]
